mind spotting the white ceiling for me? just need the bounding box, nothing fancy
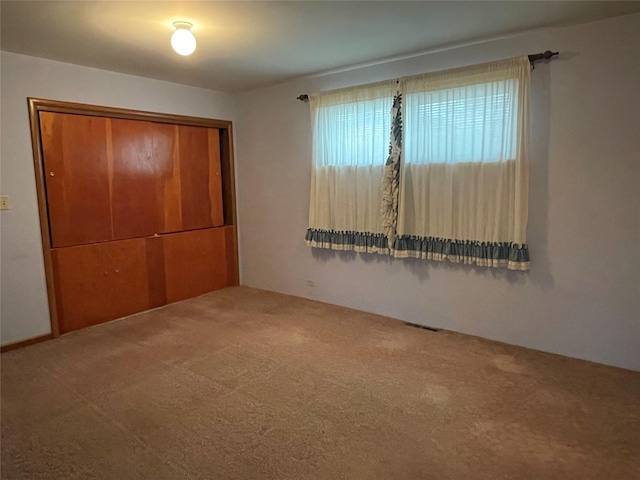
[2,1,639,93]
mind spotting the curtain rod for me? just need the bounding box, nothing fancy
[296,50,558,102]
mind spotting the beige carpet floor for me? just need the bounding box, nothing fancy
[1,286,639,479]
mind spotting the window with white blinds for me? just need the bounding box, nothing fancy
[314,97,392,167]
[404,80,518,165]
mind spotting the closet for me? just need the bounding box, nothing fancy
[29,99,238,335]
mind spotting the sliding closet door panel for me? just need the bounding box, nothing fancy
[163,228,227,304]
[111,119,175,239]
[40,112,112,247]
[51,239,152,333]
[175,126,224,231]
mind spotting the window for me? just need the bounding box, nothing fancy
[404,81,517,165]
[306,80,396,253]
[315,99,392,167]
[306,57,531,270]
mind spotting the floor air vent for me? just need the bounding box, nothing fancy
[404,322,440,332]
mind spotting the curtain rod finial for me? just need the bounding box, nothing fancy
[297,94,309,102]
[528,50,559,63]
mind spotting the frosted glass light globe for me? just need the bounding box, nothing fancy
[171,23,196,56]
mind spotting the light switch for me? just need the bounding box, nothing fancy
[0,195,9,210]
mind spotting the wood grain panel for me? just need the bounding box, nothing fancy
[162,125,183,233]
[145,236,167,308]
[51,239,152,333]
[40,112,112,247]
[224,226,239,286]
[220,125,237,227]
[208,129,224,226]
[177,126,224,231]
[110,119,175,239]
[163,228,227,304]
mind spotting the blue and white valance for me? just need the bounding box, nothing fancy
[305,229,389,254]
[393,236,530,271]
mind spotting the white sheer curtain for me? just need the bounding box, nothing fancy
[306,80,396,252]
[395,57,530,269]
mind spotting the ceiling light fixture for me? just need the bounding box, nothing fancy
[171,22,196,56]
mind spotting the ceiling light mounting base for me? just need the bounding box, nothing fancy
[173,21,193,30]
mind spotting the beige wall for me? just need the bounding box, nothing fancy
[0,52,237,345]
[235,14,640,370]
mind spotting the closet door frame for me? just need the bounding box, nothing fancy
[28,98,238,338]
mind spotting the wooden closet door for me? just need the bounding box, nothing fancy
[111,122,224,237]
[110,119,175,240]
[40,112,112,247]
[174,126,224,232]
[51,238,152,333]
[162,228,227,303]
